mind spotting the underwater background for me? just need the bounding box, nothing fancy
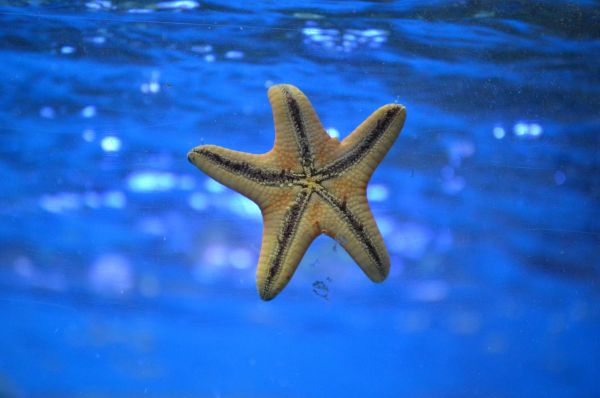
[1,1,599,397]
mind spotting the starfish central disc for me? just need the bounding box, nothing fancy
[303,176,322,191]
[187,84,406,300]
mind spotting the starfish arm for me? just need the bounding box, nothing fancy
[256,189,320,300]
[268,84,333,174]
[317,104,406,182]
[187,144,292,202]
[316,188,390,281]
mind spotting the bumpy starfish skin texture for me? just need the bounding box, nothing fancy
[187,84,406,300]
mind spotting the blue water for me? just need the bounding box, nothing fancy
[1,1,599,397]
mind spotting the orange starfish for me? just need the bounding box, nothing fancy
[188,84,406,300]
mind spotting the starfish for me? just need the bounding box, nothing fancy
[188,84,406,300]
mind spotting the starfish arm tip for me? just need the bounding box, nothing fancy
[256,272,284,301]
[258,289,276,301]
[268,83,294,93]
[187,145,211,167]
[258,293,272,301]
[186,149,197,164]
[359,257,390,283]
[384,103,407,118]
[372,267,390,282]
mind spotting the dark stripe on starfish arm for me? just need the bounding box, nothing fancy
[316,188,386,276]
[282,87,315,174]
[316,106,400,181]
[262,189,312,298]
[189,148,302,186]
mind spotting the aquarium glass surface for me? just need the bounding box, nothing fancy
[1,1,599,397]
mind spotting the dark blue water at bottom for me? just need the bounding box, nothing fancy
[0,1,599,397]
